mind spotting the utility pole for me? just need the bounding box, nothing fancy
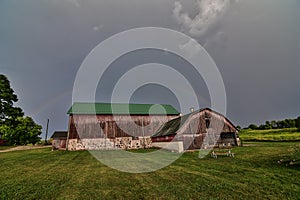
[45,119,49,144]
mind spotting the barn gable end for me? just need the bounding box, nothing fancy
[151,108,240,151]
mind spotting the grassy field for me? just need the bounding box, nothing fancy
[0,146,13,151]
[0,142,299,200]
[239,128,300,141]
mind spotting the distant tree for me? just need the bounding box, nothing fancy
[287,119,296,128]
[0,74,23,127]
[271,120,277,129]
[247,117,300,131]
[248,124,258,130]
[296,117,300,131]
[258,124,266,130]
[276,121,284,129]
[236,126,241,130]
[283,119,292,128]
[264,121,272,129]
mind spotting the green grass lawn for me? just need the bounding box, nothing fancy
[0,142,299,200]
[0,146,14,151]
[239,128,300,141]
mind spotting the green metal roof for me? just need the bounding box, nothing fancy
[151,113,191,137]
[67,102,180,115]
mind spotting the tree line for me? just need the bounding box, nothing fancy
[247,117,300,131]
[0,74,42,145]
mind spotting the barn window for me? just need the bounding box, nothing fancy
[205,111,211,129]
[99,121,105,129]
[205,119,210,129]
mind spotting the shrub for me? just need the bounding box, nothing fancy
[278,144,300,166]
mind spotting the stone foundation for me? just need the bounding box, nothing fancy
[67,137,152,151]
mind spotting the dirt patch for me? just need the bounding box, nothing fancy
[242,144,258,147]
[0,145,51,153]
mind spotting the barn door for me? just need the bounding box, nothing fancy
[182,136,195,150]
[193,135,203,149]
[181,135,204,150]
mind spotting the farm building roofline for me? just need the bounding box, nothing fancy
[67,102,180,115]
[151,108,238,138]
[51,131,68,139]
[199,108,238,131]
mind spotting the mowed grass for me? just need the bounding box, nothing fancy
[0,146,13,151]
[0,142,299,200]
[239,128,300,141]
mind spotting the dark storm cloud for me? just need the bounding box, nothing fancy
[206,0,300,125]
[0,0,300,138]
[0,0,178,137]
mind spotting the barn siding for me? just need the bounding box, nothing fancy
[52,139,67,150]
[68,114,177,140]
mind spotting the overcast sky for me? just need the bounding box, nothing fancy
[1,0,300,138]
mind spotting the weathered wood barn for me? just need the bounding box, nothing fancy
[51,131,68,150]
[66,102,180,150]
[151,108,240,151]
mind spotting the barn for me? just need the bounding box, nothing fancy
[66,102,180,150]
[51,131,68,150]
[151,108,240,152]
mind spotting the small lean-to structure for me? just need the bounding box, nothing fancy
[66,102,180,151]
[0,139,7,146]
[151,108,240,151]
[51,131,68,150]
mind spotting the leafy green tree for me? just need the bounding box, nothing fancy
[264,121,272,129]
[248,124,258,130]
[3,117,42,145]
[287,119,296,128]
[271,120,277,129]
[296,117,300,131]
[0,74,23,127]
[258,124,266,130]
[247,117,300,131]
[277,121,284,129]
[0,74,41,145]
[0,124,10,139]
